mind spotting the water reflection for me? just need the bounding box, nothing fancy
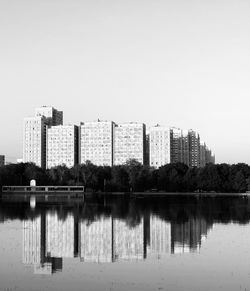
[1,195,250,275]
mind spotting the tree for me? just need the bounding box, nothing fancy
[79,161,98,191]
[232,171,246,193]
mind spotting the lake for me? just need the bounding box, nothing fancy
[0,195,250,291]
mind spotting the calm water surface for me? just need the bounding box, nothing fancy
[0,195,250,291]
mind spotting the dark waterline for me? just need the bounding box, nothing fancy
[0,195,250,291]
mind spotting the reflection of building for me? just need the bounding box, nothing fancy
[22,209,212,275]
[171,217,209,254]
[80,216,146,262]
[47,125,79,168]
[46,212,75,258]
[199,141,206,168]
[22,215,63,275]
[80,121,114,166]
[80,217,113,263]
[114,123,146,165]
[23,216,42,265]
[147,215,171,257]
[149,125,171,168]
[113,219,144,261]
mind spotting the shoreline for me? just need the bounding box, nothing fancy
[0,191,249,197]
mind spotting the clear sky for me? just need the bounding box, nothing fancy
[0,0,250,164]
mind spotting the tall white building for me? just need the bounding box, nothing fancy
[181,129,190,166]
[188,130,200,167]
[170,128,189,166]
[35,106,63,126]
[23,116,47,168]
[23,106,63,169]
[80,120,114,166]
[149,125,171,168]
[199,141,206,168]
[114,123,146,165]
[170,128,182,164]
[47,125,78,168]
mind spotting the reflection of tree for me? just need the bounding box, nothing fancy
[3,196,250,261]
[2,196,250,227]
[125,200,142,228]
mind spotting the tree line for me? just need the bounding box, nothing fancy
[0,160,250,193]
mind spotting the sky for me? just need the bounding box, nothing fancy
[0,0,250,164]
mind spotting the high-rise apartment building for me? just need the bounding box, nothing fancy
[79,120,114,166]
[199,141,206,168]
[114,123,146,165]
[188,130,200,167]
[149,125,171,168]
[23,216,42,266]
[23,215,63,275]
[170,128,182,164]
[47,125,78,168]
[171,217,210,254]
[181,130,190,165]
[170,128,190,166]
[0,155,5,167]
[205,148,215,165]
[211,153,215,164]
[23,107,63,169]
[23,116,47,168]
[145,134,150,166]
[35,106,63,127]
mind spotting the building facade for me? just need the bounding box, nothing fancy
[35,106,63,127]
[114,123,146,165]
[23,107,63,169]
[80,120,114,166]
[181,130,190,166]
[149,125,171,168]
[170,128,182,164]
[170,128,190,166]
[188,130,200,167]
[23,116,47,168]
[205,148,215,165]
[199,141,206,168]
[47,125,78,168]
[0,155,5,167]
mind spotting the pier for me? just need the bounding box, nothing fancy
[2,185,85,193]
